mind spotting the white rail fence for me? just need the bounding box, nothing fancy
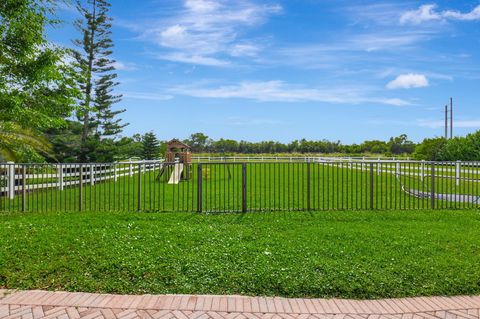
[0,160,161,200]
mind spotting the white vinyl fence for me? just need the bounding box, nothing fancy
[0,160,161,200]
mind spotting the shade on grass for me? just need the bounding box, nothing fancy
[1,210,480,299]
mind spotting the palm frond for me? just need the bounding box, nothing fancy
[0,121,52,162]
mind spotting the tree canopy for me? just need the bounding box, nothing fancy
[0,0,78,160]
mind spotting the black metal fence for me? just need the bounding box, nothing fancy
[0,160,479,213]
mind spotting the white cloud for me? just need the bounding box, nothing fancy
[271,31,433,71]
[184,0,220,13]
[444,6,480,21]
[229,43,261,57]
[400,4,441,24]
[400,4,480,24]
[386,73,429,89]
[170,80,411,106]
[113,61,138,71]
[145,0,281,66]
[379,98,412,106]
[159,53,230,66]
[353,33,430,52]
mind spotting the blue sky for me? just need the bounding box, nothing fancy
[50,0,480,143]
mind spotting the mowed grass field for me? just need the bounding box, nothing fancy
[2,162,478,213]
[1,210,480,298]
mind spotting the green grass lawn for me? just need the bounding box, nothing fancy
[1,210,480,299]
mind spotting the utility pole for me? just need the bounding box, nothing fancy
[443,98,454,139]
[445,104,448,139]
[450,97,453,139]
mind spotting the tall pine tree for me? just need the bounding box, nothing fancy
[141,132,160,160]
[73,0,127,161]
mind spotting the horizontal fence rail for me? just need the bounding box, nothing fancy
[192,156,411,163]
[0,160,479,213]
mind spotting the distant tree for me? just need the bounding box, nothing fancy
[187,132,211,152]
[114,134,143,160]
[413,137,446,161]
[388,134,415,155]
[213,139,239,153]
[141,132,160,160]
[438,131,480,161]
[360,140,388,154]
[73,0,127,161]
[0,0,77,160]
[45,121,83,162]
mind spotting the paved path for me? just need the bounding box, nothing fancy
[1,290,480,318]
[404,188,480,204]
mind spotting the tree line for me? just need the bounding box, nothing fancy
[64,131,479,162]
[181,132,480,161]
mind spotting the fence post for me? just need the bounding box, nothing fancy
[242,163,247,213]
[421,160,425,182]
[137,163,142,211]
[395,162,400,176]
[57,164,64,190]
[455,161,461,186]
[129,159,133,177]
[377,159,380,175]
[22,165,26,212]
[197,164,203,213]
[79,164,83,211]
[307,161,311,211]
[370,163,374,209]
[431,162,435,209]
[114,164,118,182]
[7,162,15,200]
[90,164,95,186]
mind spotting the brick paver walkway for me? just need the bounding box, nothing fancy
[1,290,480,319]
